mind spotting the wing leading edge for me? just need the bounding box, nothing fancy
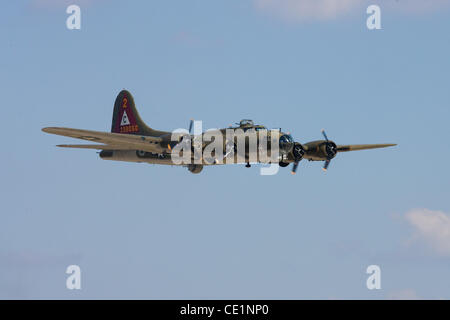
[336,144,397,152]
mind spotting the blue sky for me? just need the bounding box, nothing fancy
[1,0,449,299]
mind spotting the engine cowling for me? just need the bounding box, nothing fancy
[292,142,305,161]
[303,140,337,160]
[322,141,337,160]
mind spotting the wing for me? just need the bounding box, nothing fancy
[337,144,397,152]
[56,144,129,150]
[42,127,164,153]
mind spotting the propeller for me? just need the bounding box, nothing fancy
[321,129,329,141]
[291,161,299,174]
[291,143,305,175]
[173,119,194,152]
[321,129,337,171]
[178,119,194,145]
[323,159,330,171]
[188,118,194,134]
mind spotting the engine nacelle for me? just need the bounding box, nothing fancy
[303,140,337,161]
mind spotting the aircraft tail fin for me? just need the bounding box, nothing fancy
[111,90,164,136]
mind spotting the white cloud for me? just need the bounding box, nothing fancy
[254,0,362,21]
[405,209,450,256]
[254,0,450,22]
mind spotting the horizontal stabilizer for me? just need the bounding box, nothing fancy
[42,127,163,153]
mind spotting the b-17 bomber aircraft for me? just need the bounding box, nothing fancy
[42,90,396,174]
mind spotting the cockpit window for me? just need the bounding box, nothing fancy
[239,119,254,127]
